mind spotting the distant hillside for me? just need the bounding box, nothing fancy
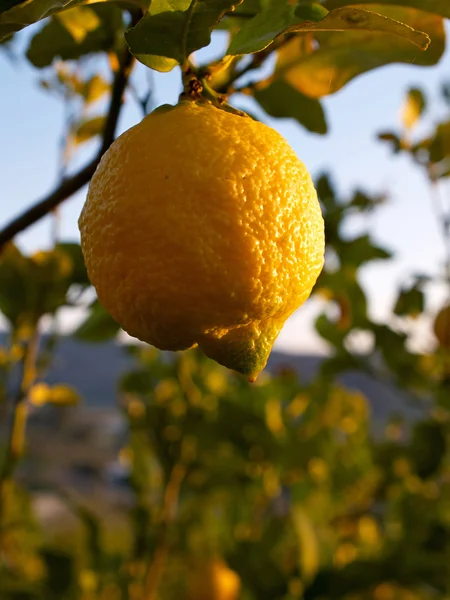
[33,336,425,426]
[0,333,426,425]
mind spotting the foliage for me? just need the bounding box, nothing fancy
[1,0,450,599]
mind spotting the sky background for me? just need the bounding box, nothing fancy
[1,24,450,354]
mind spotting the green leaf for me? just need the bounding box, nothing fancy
[56,5,100,43]
[73,116,106,145]
[228,4,430,56]
[0,244,32,327]
[26,4,123,68]
[274,7,443,98]
[125,0,244,72]
[315,313,346,347]
[227,2,328,55]
[337,235,391,267]
[55,242,89,286]
[316,172,338,211]
[254,79,327,134]
[324,0,450,20]
[401,87,426,130]
[74,299,121,342]
[393,284,424,317]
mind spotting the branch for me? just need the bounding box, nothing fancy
[0,37,137,250]
[143,463,186,600]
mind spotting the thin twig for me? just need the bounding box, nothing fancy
[0,31,138,250]
[0,329,40,525]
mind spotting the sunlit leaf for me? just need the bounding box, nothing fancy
[26,4,123,68]
[227,2,328,55]
[401,87,426,130]
[29,382,81,406]
[292,507,320,582]
[275,7,443,98]
[73,116,106,145]
[324,0,450,19]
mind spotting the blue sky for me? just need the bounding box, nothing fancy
[1,26,449,353]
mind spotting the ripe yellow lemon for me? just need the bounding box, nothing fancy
[433,303,450,349]
[187,558,240,600]
[79,101,324,380]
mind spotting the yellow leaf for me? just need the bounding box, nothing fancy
[277,7,444,98]
[292,508,320,582]
[29,383,81,406]
[56,7,100,43]
[401,87,426,129]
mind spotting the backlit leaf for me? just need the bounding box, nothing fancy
[227,2,328,55]
[26,4,123,68]
[324,0,450,19]
[401,87,426,130]
[275,7,443,98]
[73,116,106,145]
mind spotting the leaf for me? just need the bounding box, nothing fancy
[402,87,426,130]
[378,131,403,153]
[292,507,320,583]
[316,172,338,211]
[73,116,106,145]
[315,313,346,347]
[324,0,450,20]
[56,5,100,43]
[0,243,31,327]
[82,74,110,105]
[74,299,121,342]
[337,235,391,267]
[29,382,81,406]
[254,79,327,134]
[55,242,89,285]
[393,285,424,318]
[26,4,123,68]
[125,0,244,73]
[275,7,444,98]
[227,2,328,55]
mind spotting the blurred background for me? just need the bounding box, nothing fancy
[1,5,450,600]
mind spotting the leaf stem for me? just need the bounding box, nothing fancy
[181,0,199,71]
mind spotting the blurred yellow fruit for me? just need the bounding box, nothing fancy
[433,303,450,349]
[187,558,241,600]
[79,101,324,380]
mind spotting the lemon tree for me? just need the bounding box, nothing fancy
[1,2,450,600]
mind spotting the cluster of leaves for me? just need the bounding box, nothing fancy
[1,342,450,599]
[1,0,450,136]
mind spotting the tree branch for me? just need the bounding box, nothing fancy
[0,38,136,251]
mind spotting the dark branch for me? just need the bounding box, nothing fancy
[0,39,136,250]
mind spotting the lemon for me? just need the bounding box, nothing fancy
[187,558,240,600]
[433,303,450,349]
[79,101,324,380]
